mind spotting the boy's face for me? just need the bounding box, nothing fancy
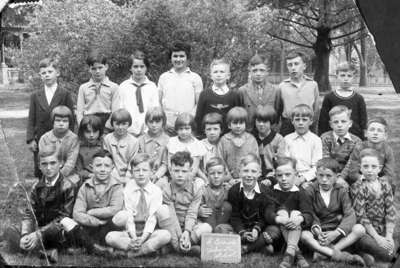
[53,116,69,135]
[286,56,306,80]
[131,58,147,81]
[255,119,272,135]
[170,162,192,187]
[40,154,62,180]
[240,162,260,189]
[132,161,152,187]
[336,70,354,90]
[204,123,221,144]
[275,163,297,191]
[249,63,268,84]
[89,62,108,83]
[210,64,230,87]
[329,112,352,138]
[177,125,192,141]
[360,155,382,181]
[229,121,246,136]
[316,167,337,191]
[207,164,225,187]
[292,115,312,135]
[113,121,130,138]
[92,156,113,182]
[365,122,387,144]
[39,65,59,87]
[147,119,163,136]
[171,51,188,71]
[83,125,100,145]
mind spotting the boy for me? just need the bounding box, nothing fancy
[76,51,118,129]
[301,158,366,265]
[283,104,322,185]
[276,51,319,136]
[26,57,75,178]
[38,106,79,179]
[103,108,139,185]
[113,50,160,137]
[161,151,212,255]
[238,54,280,131]
[318,62,367,140]
[200,113,223,174]
[61,151,124,255]
[341,117,395,186]
[4,145,76,263]
[105,153,171,257]
[158,42,203,134]
[217,107,259,184]
[195,58,243,136]
[228,153,278,255]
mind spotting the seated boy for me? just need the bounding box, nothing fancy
[198,157,232,233]
[4,145,76,263]
[38,105,79,181]
[341,117,396,187]
[321,105,361,177]
[161,151,212,255]
[60,151,124,255]
[301,158,366,265]
[283,104,322,186]
[105,153,171,257]
[228,153,278,255]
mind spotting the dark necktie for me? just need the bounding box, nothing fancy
[133,83,145,113]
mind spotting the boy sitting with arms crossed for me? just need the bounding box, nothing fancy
[161,151,212,256]
[283,104,322,187]
[318,62,367,140]
[301,158,366,265]
[60,151,123,255]
[5,145,76,263]
[105,153,171,257]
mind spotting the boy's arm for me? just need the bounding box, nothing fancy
[305,136,323,181]
[337,188,357,236]
[298,189,314,228]
[318,96,331,136]
[383,181,396,238]
[143,189,163,235]
[76,86,85,125]
[73,186,104,227]
[227,186,245,235]
[340,143,361,184]
[312,83,320,133]
[21,186,38,236]
[65,90,76,129]
[193,74,203,105]
[87,185,124,219]
[383,145,396,182]
[358,94,368,133]
[274,86,283,121]
[60,135,80,177]
[264,196,277,225]
[194,91,205,136]
[26,93,37,143]
[184,184,203,232]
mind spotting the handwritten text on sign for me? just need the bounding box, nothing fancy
[201,233,241,263]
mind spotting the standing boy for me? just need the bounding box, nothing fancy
[27,57,75,178]
[276,51,319,136]
[318,62,367,140]
[158,42,203,134]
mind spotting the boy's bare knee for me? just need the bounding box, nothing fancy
[290,210,301,217]
[105,232,117,246]
[112,211,129,227]
[156,205,170,221]
[301,230,313,241]
[351,224,366,236]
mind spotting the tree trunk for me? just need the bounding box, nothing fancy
[313,25,332,92]
[280,41,285,81]
[359,27,367,86]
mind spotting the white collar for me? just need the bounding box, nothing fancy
[332,132,352,142]
[273,184,299,192]
[212,84,229,95]
[44,83,58,92]
[240,181,261,194]
[46,173,60,187]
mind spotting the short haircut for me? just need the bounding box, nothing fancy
[38,144,63,162]
[110,108,132,126]
[92,150,113,161]
[329,105,352,120]
[274,156,297,170]
[130,153,153,169]
[210,58,230,72]
[248,54,268,68]
[367,117,388,132]
[336,61,357,74]
[360,148,383,164]
[285,51,307,63]
[78,115,103,140]
[128,50,150,68]
[254,105,278,125]
[239,153,261,168]
[205,157,226,172]
[316,157,341,174]
[174,112,196,132]
[51,105,74,126]
[226,106,248,125]
[168,42,191,60]
[39,57,59,70]
[145,106,166,127]
[86,51,107,66]
[291,104,314,119]
[202,112,223,130]
[170,151,193,167]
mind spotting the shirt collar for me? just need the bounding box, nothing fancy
[239,181,261,194]
[129,76,150,85]
[110,133,129,146]
[45,173,60,186]
[293,131,311,140]
[332,132,352,142]
[85,176,120,189]
[170,180,193,193]
[211,84,229,95]
[169,67,191,74]
[143,132,165,144]
[126,179,152,193]
[44,83,58,93]
[49,129,72,142]
[88,77,112,87]
[273,184,299,192]
[202,139,216,151]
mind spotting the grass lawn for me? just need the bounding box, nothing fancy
[0,87,399,267]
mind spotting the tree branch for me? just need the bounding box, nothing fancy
[266,31,313,48]
[331,19,351,30]
[331,4,356,16]
[332,33,368,48]
[293,26,314,44]
[277,17,317,30]
[331,27,364,40]
[285,7,318,21]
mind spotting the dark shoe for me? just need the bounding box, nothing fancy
[279,253,295,268]
[312,251,328,262]
[65,247,84,255]
[361,252,375,267]
[187,245,201,257]
[91,243,113,256]
[39,248,58,263]
[296,251,310,268]
[331,249,365,266]
[110,249,128,258]
[160,244,173,255]
[241,245,249,255]
[264,244,274,255]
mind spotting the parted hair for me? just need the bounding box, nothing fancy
[285,50,307,63]
[86,51,107,66]
[130,153,154,169]
[336,61,357,74]
[170,151,193,167]
[92,150,113,161]
[360,148,383,165]
[367,117,388,132]
[39,57,60,70]
[248,54,269,68]
[291,104,314,119]
[205,157,226,172]
[38,144,63,162]
[274,156,297,170]
[239,153,261,168]
[329,105,352,119]
[316,157,341,173]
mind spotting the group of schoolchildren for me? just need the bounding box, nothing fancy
[4,41,397,268]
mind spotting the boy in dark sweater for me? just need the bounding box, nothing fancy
[318,62,367,139]
[195,58,243,137]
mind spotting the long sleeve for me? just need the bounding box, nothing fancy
[318,95,331,136]
[337,189,356,235]
[194,91,206,136]
[143,191,162,234]
[228,186,245,233]
[184,185,203,232]
[76,85,85,125]
[353,183,371,226]
[383,182,396,235]
[26,93,37,143]
[308,136,322,181]
[312,83,320,132]
[60,135,80,177]
[86,185,124,219]
[275,87,283,120]
[73,186,103,227]
[65,91,76,129]
[358,95,367,133]
[341,144,362,184]
[21,186,38,236]
[383,145,396,183]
